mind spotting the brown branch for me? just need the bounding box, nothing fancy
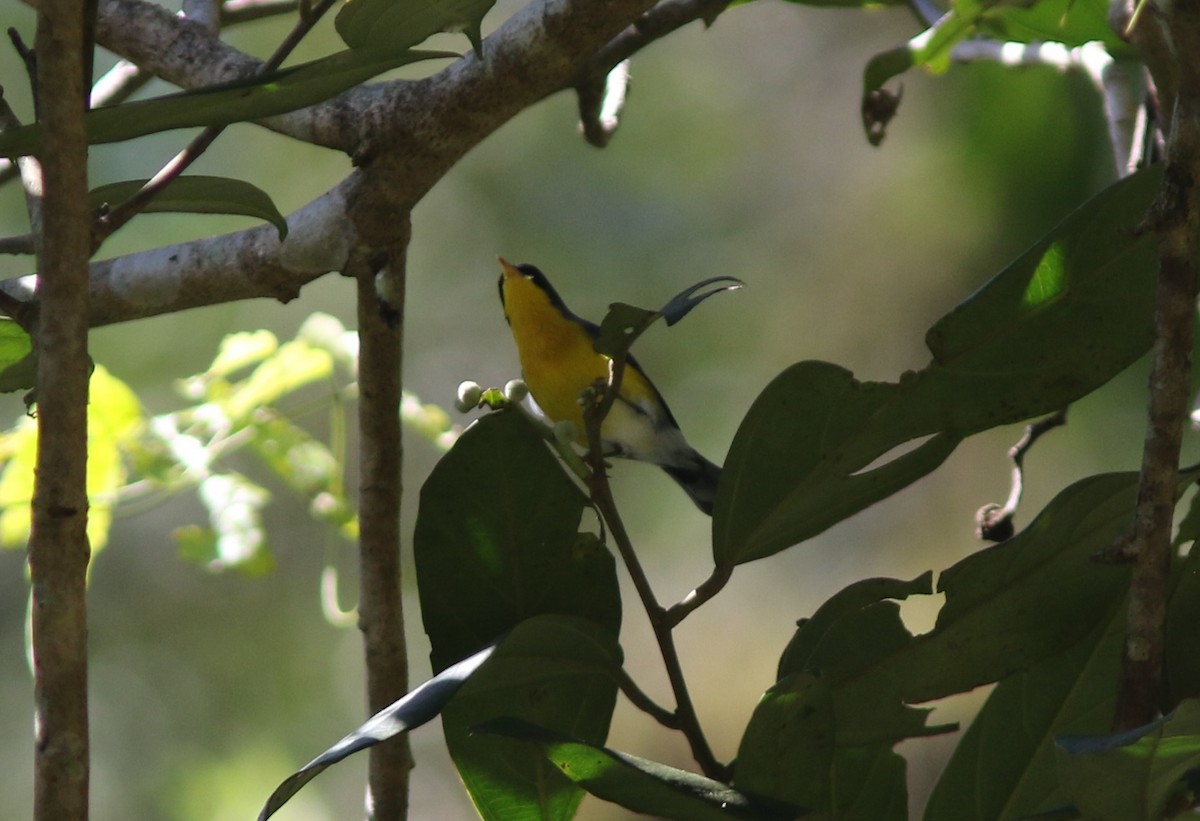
[1112,4,1200,733]
[583,355,728,781]
[354,221,413,819]
[27,1,93,818]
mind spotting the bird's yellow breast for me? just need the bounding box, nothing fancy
[501,268,660,442]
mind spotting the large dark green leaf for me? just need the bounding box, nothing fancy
[336,0,496,56]
[733,673,834,810]
[924,605,1125,820]
[1055,698,1200,820]
[414,409,619,671]
[0,47,455,157]
[776,471,1191,748]
[714,169,1160,565]
[475,717,804,820]
[443,616,622,821]
[88,176,288,239]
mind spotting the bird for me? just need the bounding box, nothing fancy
[498,257,721,515]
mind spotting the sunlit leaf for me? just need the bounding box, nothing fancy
[0,47,457,157]
[0,319,34,394]
[194,472,272,572]
[475,717,802,820]
[224,340,333,420]
[88,176,289,240]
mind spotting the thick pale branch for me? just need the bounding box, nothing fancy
[2,0,667,327]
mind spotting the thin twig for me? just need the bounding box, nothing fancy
[975,408,1068,542]
[0,234,35,255]
[583,354,728,781]
[93,0,338,244]
[612,665,679,729]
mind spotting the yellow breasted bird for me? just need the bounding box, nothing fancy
[498,257,722,515]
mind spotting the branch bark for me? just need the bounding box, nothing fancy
[27,0,93,818]
[1113,4,1200,733]
[355,224,413,819]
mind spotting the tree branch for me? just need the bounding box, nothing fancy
[27,1,93,818]
[1112,3,1200,733]
[354,222,413,819]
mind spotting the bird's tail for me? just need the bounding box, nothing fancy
[661,451,722,516]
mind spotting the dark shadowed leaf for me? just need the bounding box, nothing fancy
[444,616,622,821]
[414,409,618,671]
[734,673,834,810]
[336,0,496,56]
[475,717,804,820]
[0,47,456,157]
[257,641,497,821]
[715,169,1161,565]
[924,605,1124,820]
[88,176,289,239]
[1056,699,1200,820]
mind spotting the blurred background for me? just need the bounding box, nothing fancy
[0,0,1183,818]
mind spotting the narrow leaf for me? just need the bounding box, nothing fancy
[0,47,456,157]
[258,640,497,821]
[89,176,288,239]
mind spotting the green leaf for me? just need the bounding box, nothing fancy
[924,604,1125,820]
[336,0,497,56]
[1165,542,1200,706]
[474,717,803,820]
[0,365,142,553]
[715,169,1160,565]
[258,640,498,821]
[443,616,622,821]
[190,472,273,573]
[776,574,950,747]
[0,319,34,394]
[0,47,456,157]
[414,409,619,671]
[1056,698,1200,820]
[89,176,289,240]
[979,0,1133,58]
[223,339,334,420]
[733,673,834,810]
[830,744,908,820]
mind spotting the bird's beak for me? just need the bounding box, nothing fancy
[497,256,519,280]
